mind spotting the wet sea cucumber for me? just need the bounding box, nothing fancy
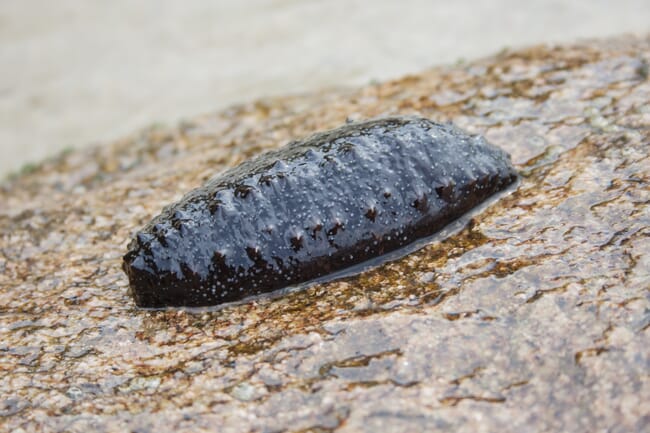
[123,116,518,308]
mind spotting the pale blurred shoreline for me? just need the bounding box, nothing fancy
[1,0,649,178]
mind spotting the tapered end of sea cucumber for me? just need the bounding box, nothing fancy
[122,239,185,308]
[123,247,161,308]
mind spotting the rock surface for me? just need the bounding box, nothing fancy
[1,35,649,432]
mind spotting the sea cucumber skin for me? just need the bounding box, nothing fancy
[123,116,518,308]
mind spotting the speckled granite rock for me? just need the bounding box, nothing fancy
[1,35,649,433]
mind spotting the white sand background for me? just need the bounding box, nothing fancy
[1,0,649,177]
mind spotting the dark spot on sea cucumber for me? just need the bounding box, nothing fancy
[365,207,378,222]
[234,185,253,198]
[412,194,429,213]
[123,116,518,308]
[327,219,345,237]
[311,222,323,238]
[435,183,455,202]
[258,175,273,186]
[245,246,262,262]
[207,198,222,214]
[290,234,304,252]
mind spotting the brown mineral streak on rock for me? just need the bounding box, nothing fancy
[1,35,649,432]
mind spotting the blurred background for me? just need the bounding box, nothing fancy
[1,0,649,178]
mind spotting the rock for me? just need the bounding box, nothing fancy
[1,35,649,432]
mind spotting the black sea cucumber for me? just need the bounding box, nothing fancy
[123,116,518,307]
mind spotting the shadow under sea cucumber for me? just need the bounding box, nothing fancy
[123,116,518,308]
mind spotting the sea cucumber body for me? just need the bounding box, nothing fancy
[123,117,518,307]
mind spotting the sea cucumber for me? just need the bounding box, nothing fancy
[123,116,518,307]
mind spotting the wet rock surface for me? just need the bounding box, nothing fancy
[1,35,649,432]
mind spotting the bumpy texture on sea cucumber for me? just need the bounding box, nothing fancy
[123,116,518,307]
